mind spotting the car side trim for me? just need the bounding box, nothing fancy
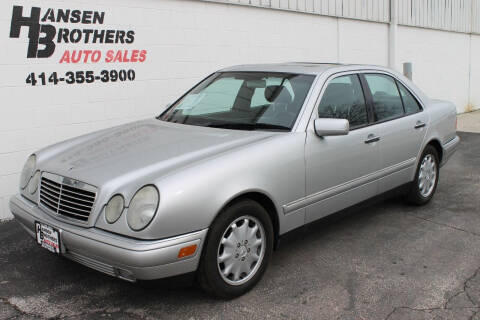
[283,157,416,214]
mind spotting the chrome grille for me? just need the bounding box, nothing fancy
[39,173,96,222]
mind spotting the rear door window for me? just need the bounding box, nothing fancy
[364,74,404,122]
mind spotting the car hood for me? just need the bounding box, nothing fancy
[38,119,275,188]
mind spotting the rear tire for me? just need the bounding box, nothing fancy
[405,145,440,205]
[197,199,274,299]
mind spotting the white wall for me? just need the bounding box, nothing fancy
[470,34,480,110]
[0,0,477,220]
[338,18,389,65]
[396,25,472,112]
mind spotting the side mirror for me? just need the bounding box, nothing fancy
[314,118,349,137]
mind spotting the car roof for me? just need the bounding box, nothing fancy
[219,62,389,75]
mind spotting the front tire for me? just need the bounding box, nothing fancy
[198,199,274,299]
[405,145,440,205]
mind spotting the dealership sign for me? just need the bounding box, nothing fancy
[9,6,147,63]
[9,5,146,86]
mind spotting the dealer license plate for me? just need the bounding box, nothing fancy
[35,222,60,254]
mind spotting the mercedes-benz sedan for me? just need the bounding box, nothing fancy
[11,63,459,298]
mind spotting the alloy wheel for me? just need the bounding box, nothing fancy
[418,154,437,198]
[217,215,265,286]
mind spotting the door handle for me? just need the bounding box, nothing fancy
[414,121,426,129]
[364,134,380,144]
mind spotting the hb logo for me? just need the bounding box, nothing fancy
[9,6,56,58]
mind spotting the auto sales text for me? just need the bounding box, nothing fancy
[9,6,147,63]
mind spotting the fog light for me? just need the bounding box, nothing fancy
[178,244,197,259]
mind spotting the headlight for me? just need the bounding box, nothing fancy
[127,185,159,231]
[105,195,125,224]
[27,171,41,194]
[20,155,36,189]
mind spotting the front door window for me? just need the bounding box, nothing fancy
[317,74,368,129]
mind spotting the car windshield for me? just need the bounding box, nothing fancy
[159,72,316,131]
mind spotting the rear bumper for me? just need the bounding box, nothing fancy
[9,194,207,282]
[441,135,460,167]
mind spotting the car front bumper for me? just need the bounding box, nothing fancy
[9,194,208,282]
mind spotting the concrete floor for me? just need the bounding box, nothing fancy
[457,110,480,133]
[1,131,479,320]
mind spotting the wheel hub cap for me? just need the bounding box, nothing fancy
[237,245,248,258]
[418,154,437,198]
[217,216,265,286]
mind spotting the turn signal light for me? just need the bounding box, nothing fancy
[178,244,197,259]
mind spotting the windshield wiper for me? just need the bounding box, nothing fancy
[206,123,291,131]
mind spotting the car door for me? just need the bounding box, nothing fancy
[303,73,381,224]
[360,73,428,192]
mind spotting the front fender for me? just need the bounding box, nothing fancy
[146,133,307,239]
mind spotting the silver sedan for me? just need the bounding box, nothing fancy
[10,63,459,298]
